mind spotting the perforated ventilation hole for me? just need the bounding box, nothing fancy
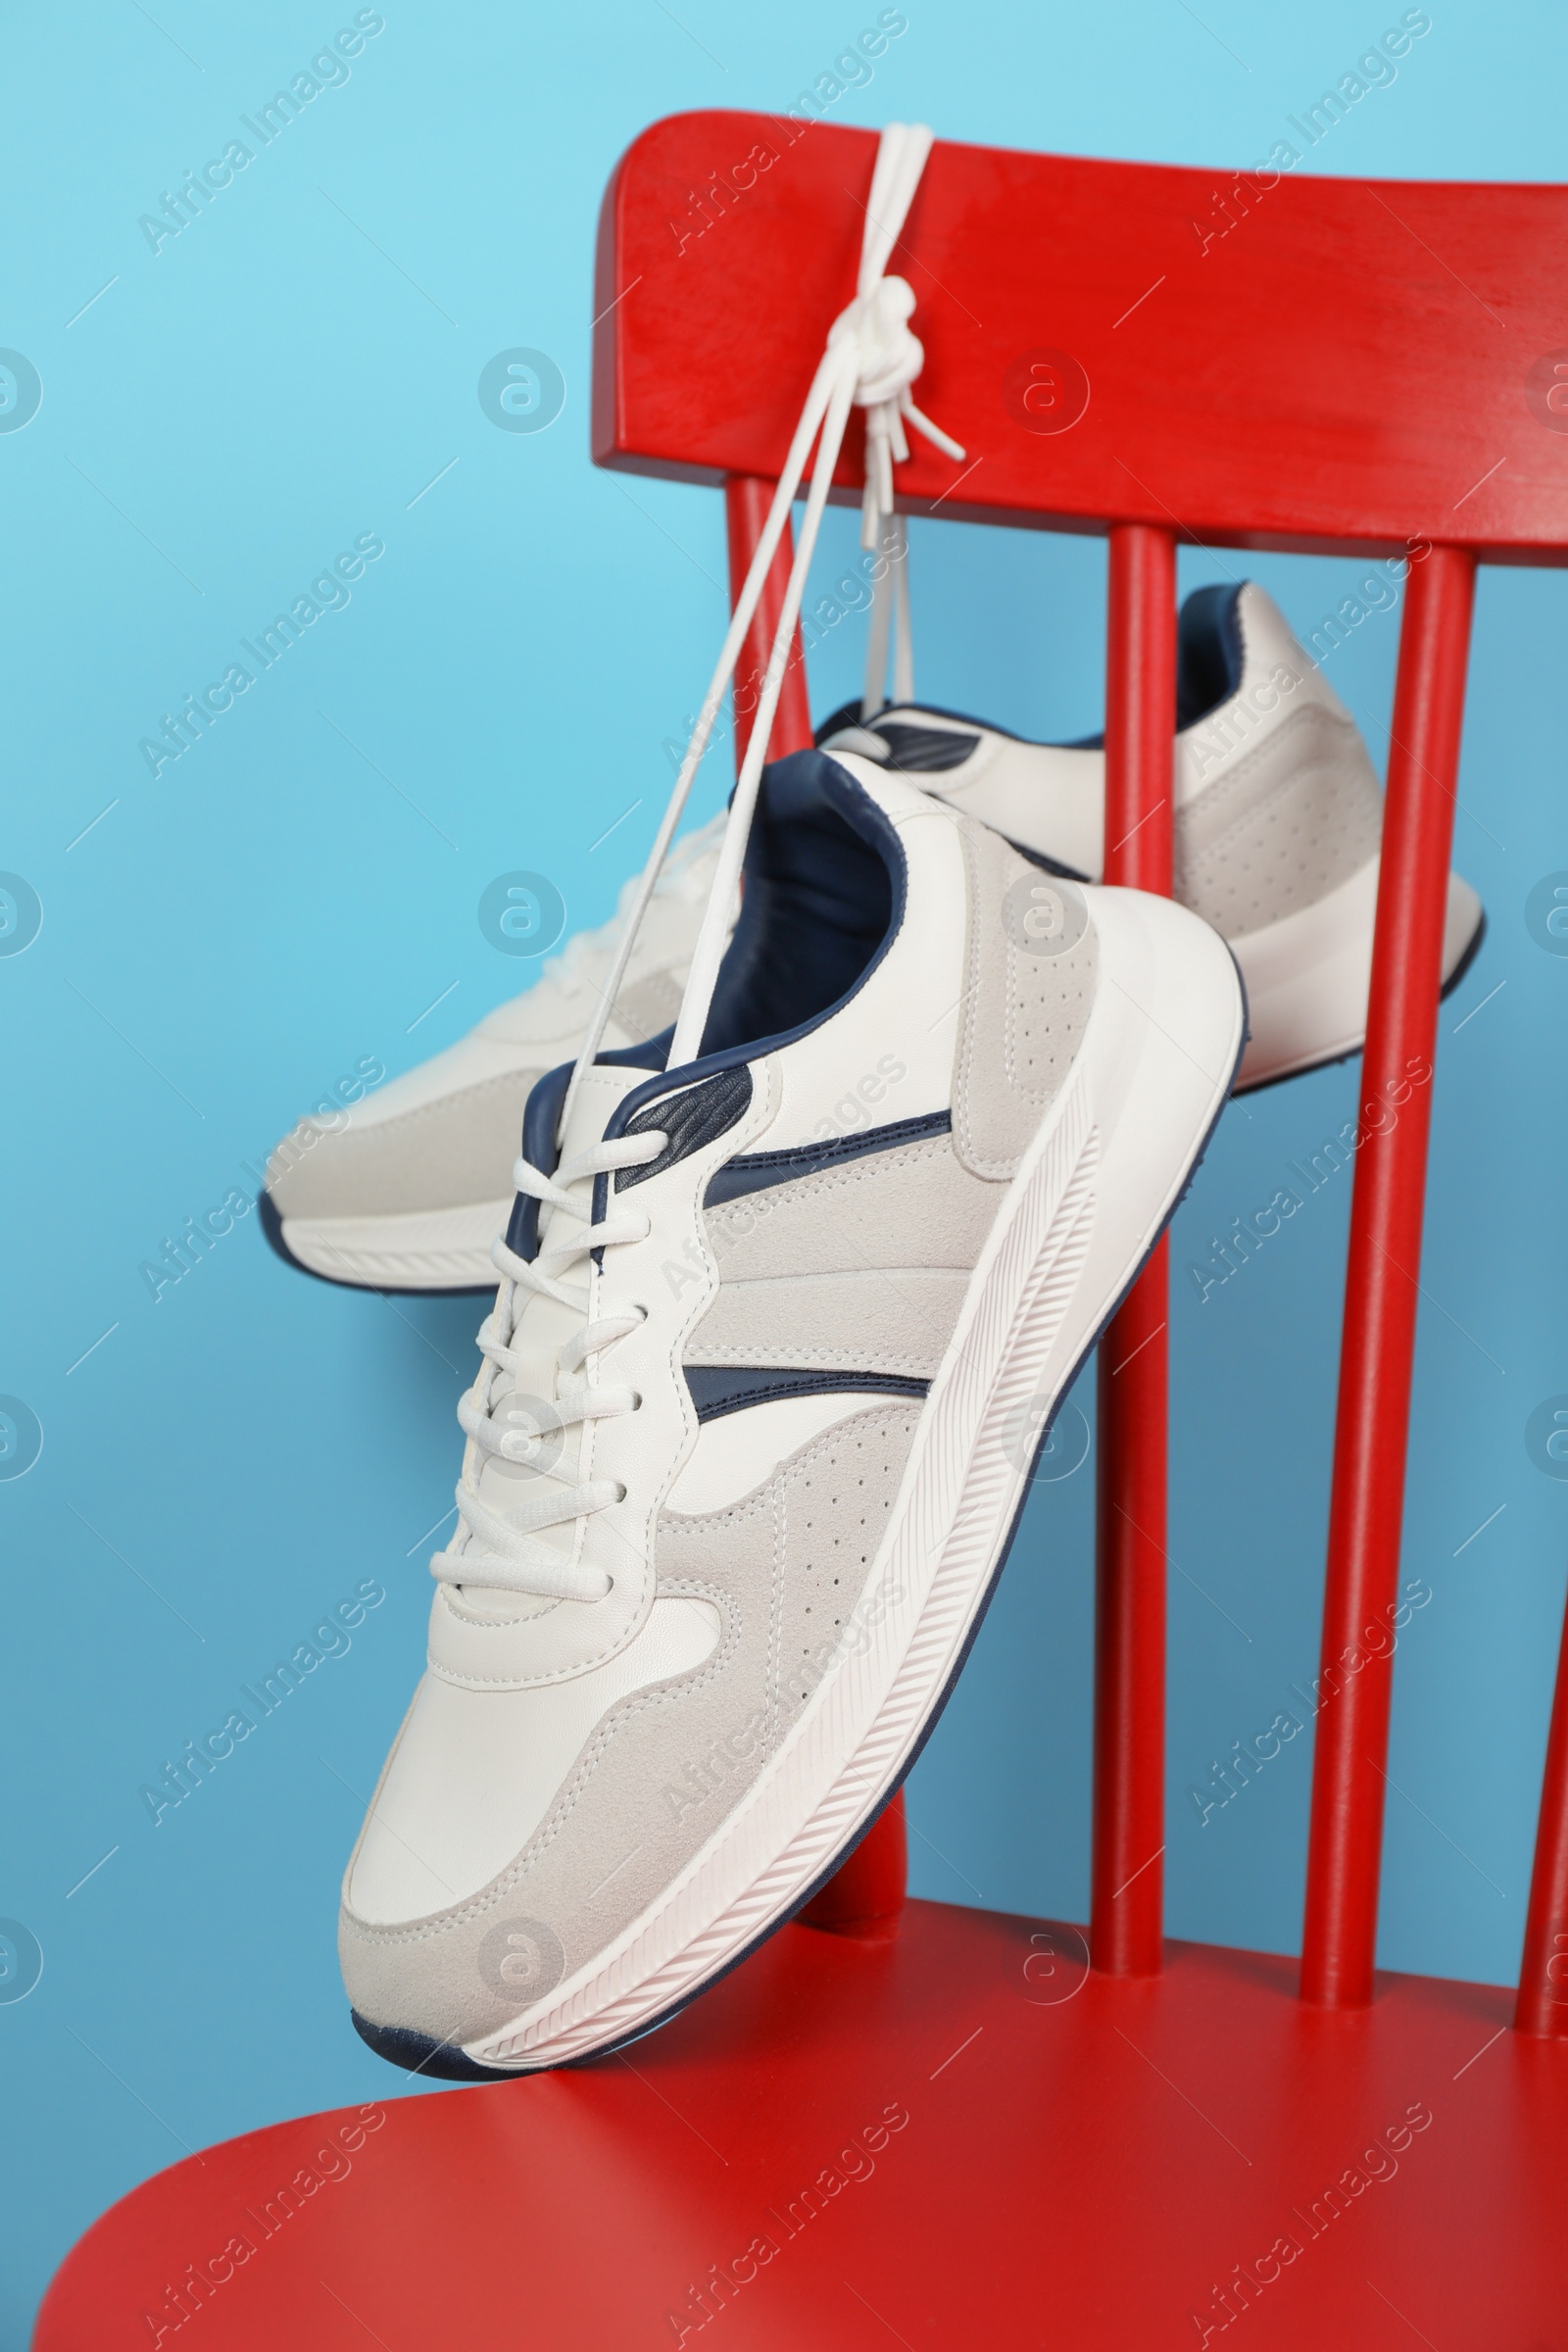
[790,1422,912,1681]
[1178,747,1383,934]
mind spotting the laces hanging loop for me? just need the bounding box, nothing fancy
[550,122,960,1118]
[830,264,960,723]
[848,123,963,721]
[861,513,915,721]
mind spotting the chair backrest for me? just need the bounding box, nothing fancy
[593,109,1568,2033]
[594,109,1568,560]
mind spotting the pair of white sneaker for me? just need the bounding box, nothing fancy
[263,580,1481,1298]
[300,108,1483,2075]
[308,584,1480,2081]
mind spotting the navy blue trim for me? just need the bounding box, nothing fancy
[619,1067,753,1190]
[683,1366,929,1423]
[813,696,869,741]
[521,1061,572,1169]
[705,1108,951,1207]
[813,579,1251,765]
[505,1060,572,1260]
[600,754,908,1148]
[1177,582,1246,732]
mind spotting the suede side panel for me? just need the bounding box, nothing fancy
[1176,701,1382,937]
[702,1135,1002,1282]
[684,1266,968,1381]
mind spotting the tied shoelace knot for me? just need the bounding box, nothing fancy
[827,273,962,555]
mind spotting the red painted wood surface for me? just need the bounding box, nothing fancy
[1516,1580,1568,2035]
[799,1794,907,1938]
[1092,522,1176,1979]
[594,112,1568,564]
[721,474,812,769]
[1300,548,1476,2011]
[36,1900,1568,2351]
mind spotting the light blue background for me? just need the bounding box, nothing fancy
[3,2,1565,2338]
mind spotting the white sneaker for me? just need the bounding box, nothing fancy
[264,582,1484,1300]
[818,580,1485,1090]
[337,745,1245,2077]
[260,817,728,1293]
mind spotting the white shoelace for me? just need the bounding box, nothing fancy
[438,122,957,1606]
[432,1129,664,1599]
[862,511,915,721]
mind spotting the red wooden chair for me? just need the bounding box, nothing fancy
[38,115,1568,2350]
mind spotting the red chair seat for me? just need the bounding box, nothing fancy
[35,1903,1568,2348]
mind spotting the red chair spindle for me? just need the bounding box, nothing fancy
[1299,543,1476,2009]
[1514,1579,1568,2034]
[723,473,814,769]
[800,1797,908,1938]
[1091,520,1176,1979]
